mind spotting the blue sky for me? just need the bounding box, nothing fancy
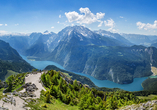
[0,0,157,35]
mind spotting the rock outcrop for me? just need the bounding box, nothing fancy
[60,73,86,88]
[12,82,38,98]
[2,95,16,107]
[120,100,157,110]
[23,82,38,92]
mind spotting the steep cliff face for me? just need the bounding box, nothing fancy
[45,26,157,84]
[48,42,155,84]
[145,47,157,67]
[0,40,34,80]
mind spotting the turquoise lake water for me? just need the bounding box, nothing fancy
[21,55,148,92]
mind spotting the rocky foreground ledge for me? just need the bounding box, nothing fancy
[0,71,46,110]
[119,100,157,110]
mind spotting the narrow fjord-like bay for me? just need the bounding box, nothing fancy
[21,55,148,92]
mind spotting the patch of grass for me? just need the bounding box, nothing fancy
[137,94,157,100]
[0,88,5,100]
[154,104,157,110]
[26,95,79,110]
[5,70,19,80]
[63,73,72,79]
[12,84,23,92]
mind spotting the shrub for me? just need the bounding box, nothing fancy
[41,104,48,108]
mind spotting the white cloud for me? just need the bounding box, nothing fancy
[98,21,103,27]
[120,16,123,18]
[59,15,62,18]
[104,18,115,28]
[57,21,60,23]
[51,26,54,29]
[15,23,19,26]
[71,24,74,26]
[0,24,3,26]
[136,22,146,29]
[0,30,8,35]
[65,7,105,25]
[108,28,118,33]
[5,24,7,26]
[136,20,157,30]
[104,19,118,33]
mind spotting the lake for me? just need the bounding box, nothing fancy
[21,55,148,92]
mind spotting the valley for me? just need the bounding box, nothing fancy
[21,55,148,91]
[0,69,156,110]
[1,25,157,86]
[1,1,157,109]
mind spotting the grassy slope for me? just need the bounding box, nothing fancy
[137,94,157,100]
[44,65,121,92]
[26,98,79,110]
[5,70,19,80]
[0,71,156,110]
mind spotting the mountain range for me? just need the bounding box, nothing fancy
[1,25,157,84]
[0,40,34,80]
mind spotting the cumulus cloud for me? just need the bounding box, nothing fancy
[59,15,62,18]
[57,21,60,23]
[104,18,115,28]
[5,24,7,26]
[51,26,54,29]
[136,20,157,30]
[65,7,105,26]
[104,19,117,33]
[0,24,3,26]
[98,21,103,27]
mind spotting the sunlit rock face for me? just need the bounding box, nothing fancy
[46,26,157,84]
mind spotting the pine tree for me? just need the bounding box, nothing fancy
[51,74,58,85]
[46,74,51,87]
[50,70,55,77]
[45,90,51,103]
[41,73,46,86]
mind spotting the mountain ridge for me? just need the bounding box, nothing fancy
[0,40,34,80]
[1,26,157,84]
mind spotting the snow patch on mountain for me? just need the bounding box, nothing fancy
[68,30,72,36]
[81,33,87,36]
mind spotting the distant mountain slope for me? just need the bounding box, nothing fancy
[0,35,29,54]
[142,78,157,91]
[48,32,157,84]
[0,31,57,56]
[151,38,157,48]
[94,29,133,46]
[46,26,157,84]
[0,26,133,58]
[24,32,57,57]
[0,40,34,80]
[151,43,157,48]
[120,33,152,46]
